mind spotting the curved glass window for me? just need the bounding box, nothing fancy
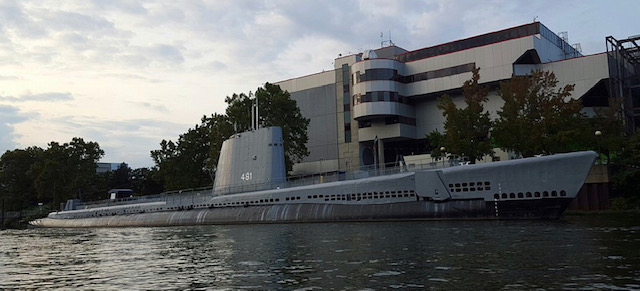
[353,91,415,106]
[354,63,475,85]
[385,116,416,126]
[354,69,400,83]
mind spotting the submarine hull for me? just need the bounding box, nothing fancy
[30,198,574,228]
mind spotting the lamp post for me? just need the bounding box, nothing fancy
[595,130,602,164]
[440,147,446,168]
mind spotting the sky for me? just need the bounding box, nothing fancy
[1,0,638,169]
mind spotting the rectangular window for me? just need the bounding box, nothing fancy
[358,121,372,128]
[385,116,399,124]
[390,92,398,102]
[363,93,371,103]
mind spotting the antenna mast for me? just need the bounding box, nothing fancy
[250,91,259,130]
[380,31,394,47]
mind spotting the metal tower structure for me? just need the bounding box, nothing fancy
[607,35,640,133]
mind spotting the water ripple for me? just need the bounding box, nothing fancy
[0,219,639,289]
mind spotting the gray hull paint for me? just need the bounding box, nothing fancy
[31,197,575,228]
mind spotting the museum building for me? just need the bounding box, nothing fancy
[274,22,639,176]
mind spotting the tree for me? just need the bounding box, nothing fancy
[493,69,588,157]
[111,163,131,189]
[591,98,626,163]
[610,133,640,209]
[225,82,310,171]
[22,138,104,209]
[67,138,105,200]
[0,147,44,211]
[426,130,446,161]
[224,92,253,132]
[204,113,234,171]
[130,167,163,195]
[433,68,493,163]
[0,138,106,213]
[151,116,215,190]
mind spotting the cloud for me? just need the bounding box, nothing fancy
[86,0,148,15]
[99,73,165,83]
[0,75,20,80]
[0,105,30,154]
[41,115,192,168]
[130,101,170,113]
[0,92,73,103]
[150,44,184,64]
[191,60,228,72]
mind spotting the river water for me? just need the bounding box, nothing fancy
[1,215,639,290]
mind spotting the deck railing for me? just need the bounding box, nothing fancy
[77,157,464,210]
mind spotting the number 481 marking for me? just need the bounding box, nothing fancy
[241,172,253,181]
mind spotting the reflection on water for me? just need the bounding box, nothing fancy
[1,216,639,290]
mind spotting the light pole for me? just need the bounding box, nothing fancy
[440,147,446,168]
[595,130,602,164]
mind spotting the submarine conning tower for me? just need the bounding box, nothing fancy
[213,126,286,195]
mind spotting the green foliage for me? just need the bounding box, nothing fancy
[610,197,640,211]
[493,69,588,157]
[591,98,626,163]
[111,163,131,189]
[224,92,253,132]
[426,130,446,160]
[151,116,215,191]
[224,82,310,172]
[130,167,163,195]
[0,138,104,211]
[91,165,162,199]
[611,133,640,199]
[0,147,43,211]
[205,113,234,170]
[435,68,493,163]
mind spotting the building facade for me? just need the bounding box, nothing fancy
[96,162,128,173]
[275,22,638,176]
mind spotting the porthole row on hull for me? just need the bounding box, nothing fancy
[493,190,567,200]
[449,181,492,193]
